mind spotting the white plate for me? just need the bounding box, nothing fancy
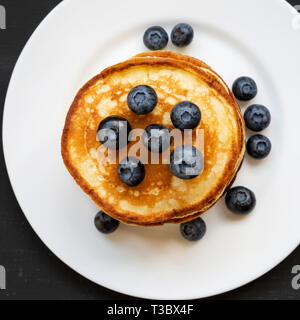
[3,0,300,299]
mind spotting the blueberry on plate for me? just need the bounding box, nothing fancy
[118,156,145,187]
[171,101,201,130]
[127,85,158,115]
[171,23,194,47]
[143,26,169,50]
[246,134,271,159]
[94,211,120,234]
[232,76,257,101]
[142,124,172,153]
[180,217,206,241]
[225,186,256,215]
[169,145,204,180]
[97,116,131,150]
[244,104,271,132]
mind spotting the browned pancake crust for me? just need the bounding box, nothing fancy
[62,52,245,226]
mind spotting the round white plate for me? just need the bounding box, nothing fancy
[3,0,300,299]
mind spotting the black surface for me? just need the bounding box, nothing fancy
[0,0,299,300]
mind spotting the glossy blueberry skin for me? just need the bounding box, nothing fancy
[118,157,145,187]
[244,104,271,132]
[232,77,257,101]
[225,186,256,215]
[94,211,120,234]
[143,26,169,50]
[180,217,206,241]
[246,134,272,159]
[171,23,194,47]
[97,116,131,150]
[169,145,204,180]
[127,85,158,115]
[171,101,201,130]
[142,124,172,153]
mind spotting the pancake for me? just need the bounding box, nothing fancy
[134,51,245,224]
[61,51,245,226]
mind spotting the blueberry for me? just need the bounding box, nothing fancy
[232,77,257,101]
[118,157,145,187]
[171,23,194,47]
[169,145,204,180]
[143,26,168,50]
[246,134,271,159]
[94,211,120,234]
[244,104,271,132]
[97,116,131,150]
[142,124,171,153]
[171,101,201,130]
[225,186,256,215]
[127,85,158,115]
[180,217,206,241]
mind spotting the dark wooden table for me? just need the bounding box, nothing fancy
[0,0,299,300]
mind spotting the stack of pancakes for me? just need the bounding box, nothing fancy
[61,51,245,226]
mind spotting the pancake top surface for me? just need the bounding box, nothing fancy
[62,52,245,225]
